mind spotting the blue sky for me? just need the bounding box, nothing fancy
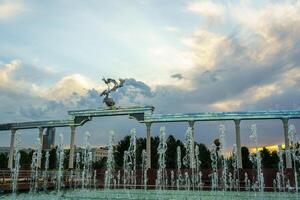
[0,0,300,150]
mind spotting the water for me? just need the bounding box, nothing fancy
[157,127,167,189]
[43,151,50,191]
[4,125,300,200]
[56,134,64,194]
[29,138,42,194]
[104,131,115,189]
[12,132,21,197]
[249,124,264,192]
[1,189,299,200]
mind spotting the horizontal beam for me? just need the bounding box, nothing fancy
[144,110,300,123]
[0,119,75,131]
[68,106,154,122]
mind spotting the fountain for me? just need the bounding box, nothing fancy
[2,125,300,200]
[249,124,264,192]
[11,132,21,197]
[29,138,42,194]
[288,124,299,192]
[104,131,115,189]
[156,127,167,190]
[56,134,64,194]
[42,151,50,192]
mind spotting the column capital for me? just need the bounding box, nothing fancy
[70,125,76,131]
[11,129,17,134]
[188,120,195,127]
[282,118,289,125]
[234,119,241,125]
[145,122,152,128]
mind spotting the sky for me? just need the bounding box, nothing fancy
[0,0,300,151]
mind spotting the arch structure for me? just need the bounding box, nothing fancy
[0,107,299,170]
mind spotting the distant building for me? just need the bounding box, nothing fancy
[92,146,108,162]
[73,146,108,162]
[43,127,56,150]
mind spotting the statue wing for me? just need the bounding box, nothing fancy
[100,89,108,96]
[118,78,125,87]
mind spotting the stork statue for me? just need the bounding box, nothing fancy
[100,78,125,108]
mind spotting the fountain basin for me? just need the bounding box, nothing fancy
[1,189,299,200]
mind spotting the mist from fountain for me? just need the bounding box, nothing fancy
[288,124,298,192]
[176,145,182,190]
[142,149,148,189]
[5,125,300,200]
[56,134,64,194]
[42,151,50,192]
[156,127,167,190]
[12,132,21,197]
[249,124,264,192]
[29,138,42,195]
[219,124,228,190]
[104,131,115,189]
[210,142,218,190]
[81,132,93,190]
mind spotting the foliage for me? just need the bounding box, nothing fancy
[0,153,8,169]
[241,146,252,169]
[260,147,279,169]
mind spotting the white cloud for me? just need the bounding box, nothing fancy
[187,1,224,18]
[34,74,101,101]
[164,26,180,33]
[0,1,26,21]
[0,59,28,92]
[182,29,230,71]
[0,60,101,102]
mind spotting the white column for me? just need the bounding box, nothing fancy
[234,119,243,169]
[188,121,195,141]
[188,120,196,172]
[282,118,292,168]
[146,122,151,169]
[38,127,44,168]
[8,129,16,169]
[69,126,76,169]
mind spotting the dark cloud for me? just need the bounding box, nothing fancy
[1,2,300,147]
[171,73,184,80]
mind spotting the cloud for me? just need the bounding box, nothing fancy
[171,73,184,80]
[187,1,224,22]
[35,74,99,101]
[0,1,26,21]
[1,1,300,147]
[164,26,180,33]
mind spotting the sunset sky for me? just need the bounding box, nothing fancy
[0,0,300,150]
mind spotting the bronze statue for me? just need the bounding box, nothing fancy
[100,78,125,107]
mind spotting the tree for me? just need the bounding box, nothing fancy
[151,136,159,169]
[0,153,8,169]
[19,150,31,169]
[114,135,130,169]
[260,147,279,169]
[136,137,146,168]
[93,157,107,169]
[241,146,252,169]
[197,143,211,169]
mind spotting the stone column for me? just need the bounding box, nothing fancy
[146,122,151,169]
[38,127,44,168]
[234,119,243,169]
[188,120,195,141]
[188,120,196,172]
[282,118,292,168]
[69,126,76,169]
[8,129,16,169]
